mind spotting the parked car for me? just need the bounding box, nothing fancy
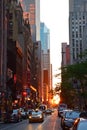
[45,108,52,115]
[28,109,44,123]
[61,110,81,130]
[21,111,27,119]
[27,109,34,116]
[19,107,28,119]
[10,109,22,123]
[58,103,67,117]
[71,118,87,130]
[61,109,72,119]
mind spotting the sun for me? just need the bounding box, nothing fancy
[53,95,60,105]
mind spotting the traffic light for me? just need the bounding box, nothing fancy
[22,91,27,97]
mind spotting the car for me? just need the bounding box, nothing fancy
[39,104,47,113]
[61,109,73,128]
[61,110,81,130]
[71,118,87,130]
[21,111,27,119]
[58,103,67,117]
[61,109,72,119]
[79,111,87,118]
[28,109,44,123]
[19,108,27,119]
[10,109,22,123]
[45,108,52,115]
[27,109,34,116]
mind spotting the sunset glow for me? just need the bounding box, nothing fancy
[53,95,60,105]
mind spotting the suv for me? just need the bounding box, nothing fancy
[61,110,80,130]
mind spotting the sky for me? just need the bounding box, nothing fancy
[40,0,69,86]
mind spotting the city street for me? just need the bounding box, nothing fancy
[0,110,62,130]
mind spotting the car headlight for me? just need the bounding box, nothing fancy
[29,116,32,119]
[38,114,42,118]
[40,115,42,118]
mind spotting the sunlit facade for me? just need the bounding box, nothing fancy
[40,22,52,105]
[61,42,70,67]
[19,0,40,42]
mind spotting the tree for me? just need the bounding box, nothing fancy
[61,60,87,109]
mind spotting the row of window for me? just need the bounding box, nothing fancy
[72,45,83,59]
[71,12,86,20]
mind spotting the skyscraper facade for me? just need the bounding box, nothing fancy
[40,22,50,53]
[61,43,70,67]
[0,0,7,90]
[40,22,52,104]
[19,0,40,42]
[69,0,87,64]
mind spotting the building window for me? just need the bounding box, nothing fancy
[83,15,85,19]
[80,40,82,48]
[76,48,78,52]
[72,39,75,47]
[76,31,78,38]
[76,53,79,59]
[83,21,85,24]
[72,49,75,60]
[72,31,74,38]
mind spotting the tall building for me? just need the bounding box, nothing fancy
[41,50,51,104]
[61,43,70,67]
[19,0,40,42]
[69,0,87,64]
[0,0,7,90]
[40,22,52,105]
[40,22,50,53]
[32,41,41,101]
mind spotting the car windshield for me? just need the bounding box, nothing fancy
[32,111,41,115]
[12,109,18,114]
[65,111,80,119]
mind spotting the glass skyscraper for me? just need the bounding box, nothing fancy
[40,22,50,53]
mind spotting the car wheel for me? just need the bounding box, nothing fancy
[29,120,32,123]
[41,118,44,122]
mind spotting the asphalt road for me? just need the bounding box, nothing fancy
[0,110,62,130]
